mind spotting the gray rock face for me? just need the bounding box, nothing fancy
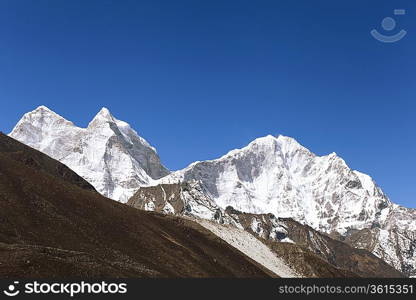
[9,107,415,276]
[150,135,416,277]
[128,181,237,225]
[157,135,398,235]
[126,182,404,277]
[224,209,404,278]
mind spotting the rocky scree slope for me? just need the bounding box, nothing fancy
[128,182,403,277]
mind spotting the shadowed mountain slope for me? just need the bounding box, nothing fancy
[0,133,273,278]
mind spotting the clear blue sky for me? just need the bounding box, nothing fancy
[0,1,414,208]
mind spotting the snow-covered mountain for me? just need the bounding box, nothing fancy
[9,106,169,202]
[156,135,393,233]
[153,135,416,276]
[8,107,415,276]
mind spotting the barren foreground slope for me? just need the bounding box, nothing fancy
[0,133,273,278]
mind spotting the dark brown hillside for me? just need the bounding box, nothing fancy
[0,132,95,192]
[0,133,273,278]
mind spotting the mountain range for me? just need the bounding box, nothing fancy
[0,132,281,278]
[8,106,416,277]
[1,130,370,278]
[10,106,168,202]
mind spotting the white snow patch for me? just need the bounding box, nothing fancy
[144,202,155,211]
[162,202,175,214]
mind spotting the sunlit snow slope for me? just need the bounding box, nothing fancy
[9,107,416,276]
[10,106,169,202]
[156,135,416,276]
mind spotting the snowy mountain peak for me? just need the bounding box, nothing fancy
[97,106,112,116]
[10,106,169,202]
[8,106,416,276]
[10,106,77,149]
[276,135,313,155]
[157,134,395,234]
[276,134,298,144]
[255,134,276,143]
[34,105,53,113]
[245,134,312,155]
[31,105,68,121]
[14,105,73,127]
[152,134,416,276]
[87,107,117,128]
[96,107,114,119]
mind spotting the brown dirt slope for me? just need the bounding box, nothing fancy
[0,133,273,278]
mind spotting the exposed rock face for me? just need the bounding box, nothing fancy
[236,213,404,278]
[9,106,169,202]
[152,135,416,277]
[344,218,416,277]
[127,183,404,278]
[0,133,274,278]
[9,107,415,276]
[128,181,237,225]
[157,135,395,235]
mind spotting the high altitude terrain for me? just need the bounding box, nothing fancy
[1,133,400,278]
[153,135,416,276]
[10,106,168,202]
[9,106,416,277]
[0,133,276,278]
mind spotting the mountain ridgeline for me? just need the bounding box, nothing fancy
[10,106,169,202]
[8,106,416,277]
[0,132,277,278]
